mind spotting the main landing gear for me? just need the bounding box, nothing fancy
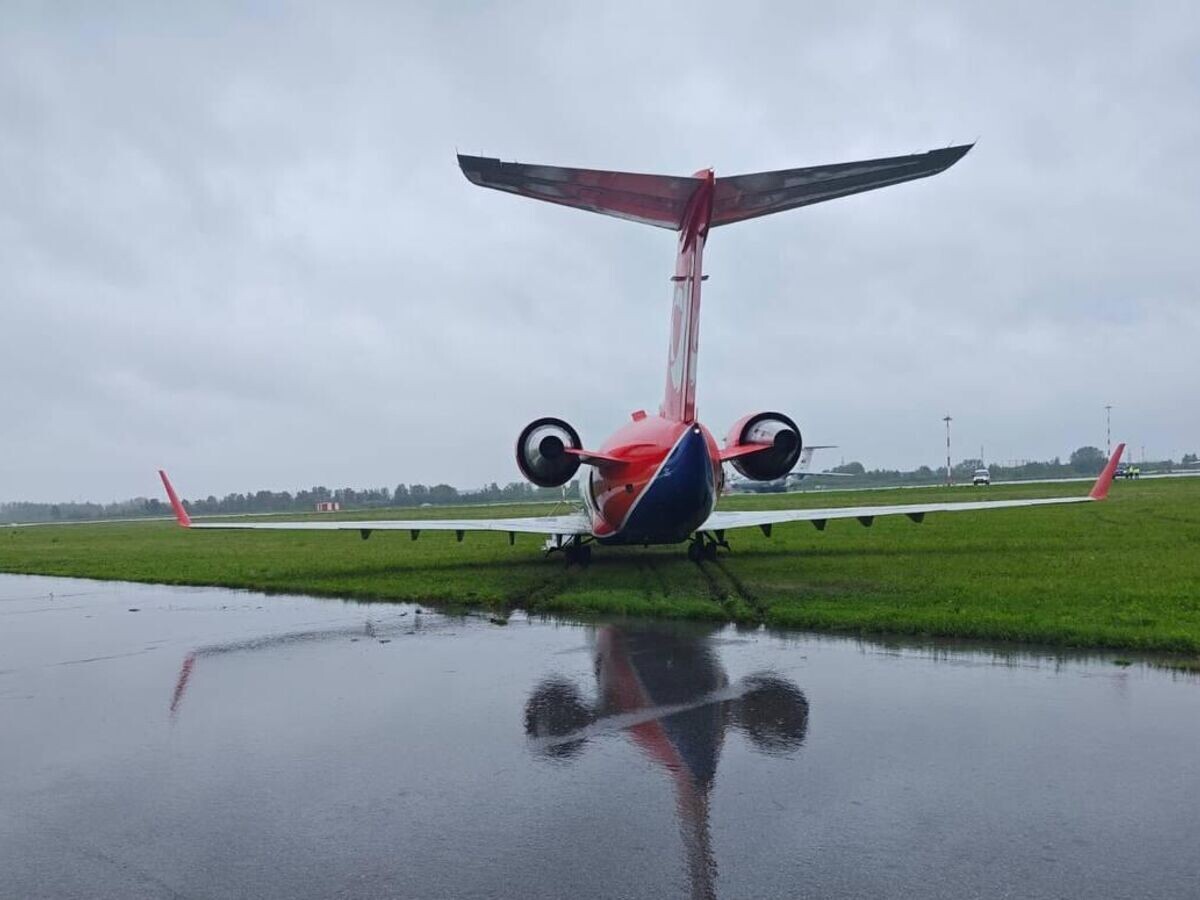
[687,531,728,562]
[564,542,592,566]
[544,536,593,566]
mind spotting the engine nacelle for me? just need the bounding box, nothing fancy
[725,411,803,481]
[516,417,583,488]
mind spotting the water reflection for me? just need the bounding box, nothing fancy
[525,626,808,900]
[169,612,423,715]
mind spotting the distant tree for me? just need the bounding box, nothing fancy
[393,484,410,506]
[429,483,459,503]
[833,461,865,475]
[953,458,983,478]
[1070,446,1106,473]
[1183,453,1198,465]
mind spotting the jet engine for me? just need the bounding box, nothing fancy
[725,411,803,481]
[516,417,583,488]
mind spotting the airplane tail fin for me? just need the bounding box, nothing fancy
[796,445,838,473]
[459,145,972,423]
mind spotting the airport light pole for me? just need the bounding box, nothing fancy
[1105,404,1112,459]
[943,415,953,486]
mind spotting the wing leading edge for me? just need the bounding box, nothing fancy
[703,444,1125,535]
[157,471,590,539]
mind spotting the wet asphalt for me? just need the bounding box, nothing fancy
[2,574,1198,899]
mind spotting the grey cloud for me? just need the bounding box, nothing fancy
[2,2,1197,502]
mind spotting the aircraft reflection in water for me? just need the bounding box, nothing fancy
[168,613,424,716]
[525,626,809,900]
[167,617,806,899]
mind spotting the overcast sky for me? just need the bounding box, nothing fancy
[2,2,1197,503]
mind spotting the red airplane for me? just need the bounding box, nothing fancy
[159,146,1126,563]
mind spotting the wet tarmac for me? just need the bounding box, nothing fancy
[2,574,1198,899]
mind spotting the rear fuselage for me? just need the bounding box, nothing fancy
[581,415,723,544]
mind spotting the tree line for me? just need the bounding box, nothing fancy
[1,479,578,524]
[3,446,1196,524]
[824,446,1167,487]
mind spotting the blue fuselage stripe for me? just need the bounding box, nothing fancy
[602,428,715,544]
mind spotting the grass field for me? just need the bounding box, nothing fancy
[3,477,1198,653]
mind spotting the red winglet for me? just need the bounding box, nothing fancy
[1089,443,1126,500]
[158,470,192,527]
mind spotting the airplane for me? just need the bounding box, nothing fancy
[726,444,852,493]
[158,144,1127,564]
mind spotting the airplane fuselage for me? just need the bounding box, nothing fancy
[581,415,724,545]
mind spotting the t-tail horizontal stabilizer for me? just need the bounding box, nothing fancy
[457,145,972,231]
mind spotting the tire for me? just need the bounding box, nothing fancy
[703,541,719,561]
[564,543,592,567]
[687,541,704,562]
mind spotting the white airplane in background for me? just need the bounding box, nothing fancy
[727,445,852,493]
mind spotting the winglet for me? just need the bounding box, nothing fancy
[158,470,192,527]
[1089,443,1126,500]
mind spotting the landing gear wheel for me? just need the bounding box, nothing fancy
[703,540,719,562]
[687,540,704,563]
[564,542,592,567]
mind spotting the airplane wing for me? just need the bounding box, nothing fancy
[158,472,590,541]
[703,445,1125,536]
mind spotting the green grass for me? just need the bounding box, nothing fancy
[3,477,1198,652]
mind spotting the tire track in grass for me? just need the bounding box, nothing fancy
[709,558,764,619]
[693,558,731,603]
[637,556,669,603]
[506,568,573,612]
